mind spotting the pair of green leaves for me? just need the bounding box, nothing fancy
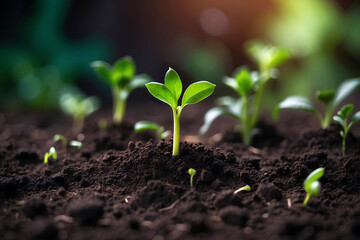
[44,147,57,164]
[134,120,169,140]
[60,93,100,119]
[303,168,324,206]
[146,68,215,110]
[223,68,254,97]
[333,104,360,135]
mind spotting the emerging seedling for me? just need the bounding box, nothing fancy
[134,120,170,140]
[60,93,100,132]
[91,56,151,124]
[303,168,324,206]
[146,68,215,156]
[188,168,196,188]
[274,78,360,129]
[44,147,57,164]
[233,184,251,194]
[200,42,289,145]
[69,140,83,150]
[53,134,67,149]
[333,104,360,155]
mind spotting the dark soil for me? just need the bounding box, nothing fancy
[1,103,360,240]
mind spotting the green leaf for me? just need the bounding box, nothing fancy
[235,69,253,97]
[304,168,324,193]
[199,107,239,135]
[188,168,196,176]
[223,76,239,94]
[146,83,177,109]
[165,68,182,101]
[333,78,360,109]
[134,120,161,132]
[81,96,100,116]
[120,74,152,101]
[49,147,57,159]
[90,61,112,84]
[349,111,360,129]
[337,104,354,119]
[309,181,321,196]
[69,140,83,149]
[112,56,136,84]
[181,81,215,108]
[273,96,317,120]
[333,115,345,128]
[316,90,335,104]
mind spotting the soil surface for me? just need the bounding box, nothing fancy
[1,102,360,240]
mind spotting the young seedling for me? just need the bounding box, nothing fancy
[146,68,215,156]
[233,184,251,194]
[200,42,289,145]
[91,56,151,124]
[44,147,57,164]
[60,93,100,132]
[53,134,67,149]
[134,120,170,140]
[188,168,196,188]
[69,140,83,150]
[98,118,107,131]
[303,168,324,206]
[333,104,360,155]
[274,78,360,129]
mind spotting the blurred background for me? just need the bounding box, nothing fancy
[0,0,359,113]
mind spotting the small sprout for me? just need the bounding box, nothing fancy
[91,57,151,124]
[60,93,100,132]
[98,118,107,131]
[134,120,170,140]
[303,168,324,206]
[44,147,57,164]
[146,68,215,156]
[53,134,67,149]
[275,78,360,129]
[188,168,196,188]
[69,140,83,150]
[233,184,251,194]
[333,104,360,155]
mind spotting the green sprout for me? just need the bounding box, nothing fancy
[91,56,151,125]
[146,68,215,156]
[333,104,360,156]
[44,147,57,164]
[69,140,83,150]
[188,168,196,188]
[200,42,289,145]
[274,78,360,129]
[53,134,67,149]
[303,168,324,206]
[233,184,251,194]
[60,93,100,132]
[134,120,170,140]
[98,118,107,131]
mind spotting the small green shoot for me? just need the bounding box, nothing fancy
[274,78,360,129]
[53,134,67,149]
[146,68,215,156]
[134,120,169,140]
[98,118,107,131]
[44,147,57,164]
[188,168,196,188]
[60,93,100,132]
[69,140,83,150]
[303,168,324,206]
[233,184,251,194]
[333,104,360,155]
[91,56,151,124]
[200,42,289,145]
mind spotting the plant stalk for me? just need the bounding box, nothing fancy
[242,97,251,145]
[172,107,181,156]
[190,175,194,188]
[112,87,126,125]
[303,194,311,206]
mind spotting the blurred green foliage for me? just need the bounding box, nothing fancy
[0,0,109,111]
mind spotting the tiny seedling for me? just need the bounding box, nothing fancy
[98,118,107,131]
[60,93,100,132]
[44,147,57,164]
[69,140,83,150]
[53,134,67,149]
[91,56,151,124]
[303,168,324,206]
[233,184,251,194]
[333,104,360,155]
[134,120,170,140]
[274,78,360,129]
[146,68,215,156]
[188,168,196,188]
[200,42,289,145]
